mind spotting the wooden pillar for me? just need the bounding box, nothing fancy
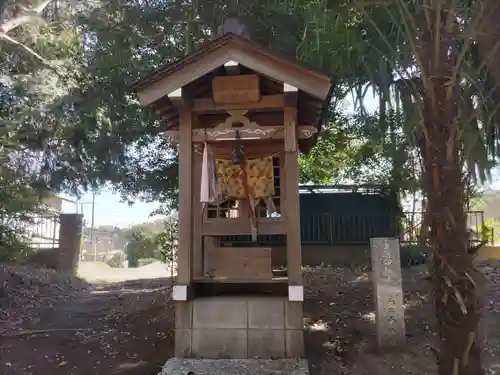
[283,86,302,288]
[177,107,193,286]
[203,236,218,276]
[192,147,203,278]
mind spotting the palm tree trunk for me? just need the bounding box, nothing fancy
[419,11,485,375]
[422,121,484,375]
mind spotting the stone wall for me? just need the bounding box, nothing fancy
[285,244,500,269]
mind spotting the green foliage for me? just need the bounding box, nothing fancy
[0,228,33,261]
[299,109,422,193]
[0,0,85,259]
[400,243,429,268]
[0,0,498,260]
[117,215,179,268]
[103,252,125,268]
[1,1,499,374]
[0,0,428,225]
[299,114,363,184]
[0,141,50,261]
[124,228,158,268]
[480,218,498,244]
[155,216,178,265]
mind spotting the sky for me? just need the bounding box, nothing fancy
[61,190,162,228]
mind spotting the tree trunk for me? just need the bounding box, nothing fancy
[0,0,8,24]
[419,10,485,375]
[475,0,500,116]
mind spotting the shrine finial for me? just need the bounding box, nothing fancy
[217,18,250,39]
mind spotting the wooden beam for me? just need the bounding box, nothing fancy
[283,104,303,285]
[283,83,299,107]
[230,48,331,99]
[192,94,285,114]
[177,108,193,285]
[156,107,176,118]
[284,83,298,92]
[284,83,298,152]
[164,125,317,142]
[167,88,184,107]
[202,218,285,236]
[193,277,287,284]
[157,110,177,122]
[200,111,284,128]
[210,141,283,157]
[154,101,176,114]
[224,60,240,75]
[136,48,233,106]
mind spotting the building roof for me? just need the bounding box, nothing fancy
[133,32,337,152]
[133,32,335,101]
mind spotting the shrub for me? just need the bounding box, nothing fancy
[0,224,33,261]
[103,252,125,268]
[400,243,429,268]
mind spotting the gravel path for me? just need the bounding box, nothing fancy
[77,261,175,283]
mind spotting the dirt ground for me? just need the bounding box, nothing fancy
[1,261,499,375]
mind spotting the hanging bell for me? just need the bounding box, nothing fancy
[231,130,245,164]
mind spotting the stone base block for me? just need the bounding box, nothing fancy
[192,329,247,358]
[175,296,305,359]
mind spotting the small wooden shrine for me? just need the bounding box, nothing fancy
[134,20,334,359]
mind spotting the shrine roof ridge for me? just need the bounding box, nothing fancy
[132,32,336,95]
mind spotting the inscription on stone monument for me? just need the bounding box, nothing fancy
[370,237,406,347]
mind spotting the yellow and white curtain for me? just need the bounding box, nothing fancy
[215,156,277,241]
[215,156,275,200]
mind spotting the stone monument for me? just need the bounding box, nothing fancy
[370,237,406,347]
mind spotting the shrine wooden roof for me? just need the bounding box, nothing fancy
[133,33,336,150]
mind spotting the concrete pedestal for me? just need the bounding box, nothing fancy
[175,296,304,359]
[159,358,309,375]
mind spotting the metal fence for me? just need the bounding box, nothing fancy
[26,213,60,249]
[220,212,399,246]
[220,210,488,246]
[400,210,488,245]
